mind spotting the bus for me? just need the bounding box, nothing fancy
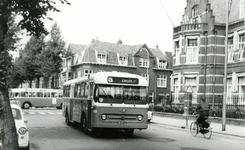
[9,88,63,109]
[62,71,149,135]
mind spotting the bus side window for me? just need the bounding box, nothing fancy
[29,92,36,97]
[70,85,74,98]
[51,92,56,98]
[84,82,89,98]
[81,82,85,98]
[44,92,50,97]
[37,92,43,97]
[15,93,20,97]
[9,92,13,98]
[74,84,78,98]
[21,92,28,97]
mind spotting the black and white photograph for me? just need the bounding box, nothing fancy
[0,0,245,150]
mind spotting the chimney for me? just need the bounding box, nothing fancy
[156,43,159,49]
[117,39,122,44]
[91,39,95,43]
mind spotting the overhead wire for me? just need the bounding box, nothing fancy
[158,0,175,27]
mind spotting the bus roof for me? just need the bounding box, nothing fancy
[9,88,62,93]
[63,71,148,87]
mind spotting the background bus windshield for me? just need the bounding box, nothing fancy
[95,85,147,104]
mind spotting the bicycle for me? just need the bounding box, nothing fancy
[190,114,213,139]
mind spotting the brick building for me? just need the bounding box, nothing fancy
[61,39,173,104]
[172,0,245,108]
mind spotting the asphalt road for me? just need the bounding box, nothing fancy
[23,108,245,150]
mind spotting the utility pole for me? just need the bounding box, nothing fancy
[222,0,230,131]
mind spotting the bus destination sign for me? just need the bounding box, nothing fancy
[107,77,139,84]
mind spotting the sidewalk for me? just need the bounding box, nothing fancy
[152,112,245,138]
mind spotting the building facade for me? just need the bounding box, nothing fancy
[62,39,173,104]
[172,0,245,108]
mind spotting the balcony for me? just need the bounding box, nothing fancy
[174,23,208,34]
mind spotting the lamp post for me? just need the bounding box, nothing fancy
[222,0,230,131]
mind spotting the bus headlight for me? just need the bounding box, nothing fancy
[137,115,143,121]
[18,127,28,135]
[101,114,107,120]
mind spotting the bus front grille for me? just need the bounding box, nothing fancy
[107,114,137,121]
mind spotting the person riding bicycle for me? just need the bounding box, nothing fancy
[196,98,210,130]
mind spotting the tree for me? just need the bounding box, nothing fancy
[0,1,70,149]
[36,22,66,88]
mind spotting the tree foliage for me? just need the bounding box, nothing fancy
[37,22,65,79]
[0,0,70,149]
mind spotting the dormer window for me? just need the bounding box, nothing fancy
[97,53,106,64]
[139,58,149,68]
[159,60,167,69]
[119,56,128,66]
[192,5,199,18]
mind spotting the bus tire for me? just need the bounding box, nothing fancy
[56,103,63,109]
[125,129,134,136]
[81,115,89,134]
[65,110,72,126]
[23,102,31,109]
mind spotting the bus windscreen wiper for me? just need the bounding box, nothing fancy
[99,86,112,106]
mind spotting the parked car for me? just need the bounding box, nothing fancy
[11,103,30,150]
[147,111,153,122]
[10,99,21,107]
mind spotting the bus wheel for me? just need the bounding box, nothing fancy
[65,111,72,126]
[125,129,134,136]
[81,115,89,134]
[23,102,31,109]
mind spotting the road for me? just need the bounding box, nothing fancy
[23,108,245,150]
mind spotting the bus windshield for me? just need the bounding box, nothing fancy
[95,85,147,104]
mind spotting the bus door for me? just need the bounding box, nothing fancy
[87,82,93,130]
[70,84,75,121]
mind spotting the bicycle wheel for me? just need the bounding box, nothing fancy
[190,122,198,136]
[203,125,212,139]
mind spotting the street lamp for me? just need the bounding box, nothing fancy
[140,48,149,86]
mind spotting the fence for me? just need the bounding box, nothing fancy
[155,93,245,119]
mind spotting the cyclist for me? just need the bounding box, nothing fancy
[196,98,210,131]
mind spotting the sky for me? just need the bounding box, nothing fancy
[22,0,187,53]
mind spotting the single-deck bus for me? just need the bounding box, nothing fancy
[9,88,63,109]
[62,71,149,135]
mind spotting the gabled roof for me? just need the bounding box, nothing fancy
[150,48,168,61]
[68,41,171,67]
[68,44,86,54]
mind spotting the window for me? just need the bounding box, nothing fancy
[139,58,149,67]
[239,33,245,60]
[173,78,179,103]
[240,0,244,19]
[228,37,234,62]
[159,60,167,69]
[238,76,245,104]
[192,5,199,18]
[175,41,180,65]
[119,56,128,66]
[94,85,147,104]
[186,38,198,63]
[157,75,167,87]
[84,69,93,76]
[97,54,106,63]
[227,78,232,104]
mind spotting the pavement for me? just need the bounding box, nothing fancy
[152,112,245,138]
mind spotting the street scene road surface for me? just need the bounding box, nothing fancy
[23,108,245,150]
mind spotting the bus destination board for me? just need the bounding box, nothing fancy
[107,77,139,84]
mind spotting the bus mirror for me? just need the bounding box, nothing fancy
[90,96,93,100]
